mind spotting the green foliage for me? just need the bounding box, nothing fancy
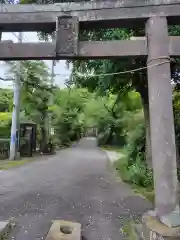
[52,88,105,146]
[115,153,153,189]
[67,23,180,175]
[0,89,13,112]
[49,87,135,147]
[114,111,153,189]
[173,89,180,151]
[115,153,154,202]
[0,138,10,160]
[54,108,81,146]
[128,159,153,188]
[0,112,11,138]
[114,94,153,189]
[52,88,87,145]
[0,111,11,159]
[0,92,12,159]
[126,122,145,165]
[7,60,53,152]
[0,159,30,170]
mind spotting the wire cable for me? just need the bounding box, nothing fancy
[75,60,170,78]
[0,76,14,81]
[51,59,171,79]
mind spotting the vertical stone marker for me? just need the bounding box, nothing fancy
[141,16,180,240]
[56,16,79,57]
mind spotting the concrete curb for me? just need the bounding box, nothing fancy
[0,218,16,239]
[0,221,10,238]
[104,150,123,163]
[101,149,123,182]
[0,222,11,238]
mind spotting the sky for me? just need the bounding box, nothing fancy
[0,32,71,88]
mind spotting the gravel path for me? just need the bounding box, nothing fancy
[0,137,152,240]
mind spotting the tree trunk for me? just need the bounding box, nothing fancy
[135,76,152,167]
[175,136,180,168]
[106,124,115,144]
[142,102,152,168]
[40,114,48,153]
[138,80,179,169]
[40,126,47,153]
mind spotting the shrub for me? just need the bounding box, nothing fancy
[115,155,153,188]
[114,118,153,189]
[126,123,145,165]
[0,138,10,159]
[128,158,153,188]
[0,112,11,138]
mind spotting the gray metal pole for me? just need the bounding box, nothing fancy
[9,32,22,160]
[48,60,55,139]
[47,33,56,140]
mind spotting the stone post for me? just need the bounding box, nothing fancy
[137,16,180,240]
[145,16,180,228]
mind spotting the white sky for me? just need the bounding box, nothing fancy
[0,32,71,88]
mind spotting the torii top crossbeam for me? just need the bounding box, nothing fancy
[1,0,180,32]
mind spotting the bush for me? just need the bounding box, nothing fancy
[114,155,130,181]
[126,123,145,165]
[97,116,126,147]
[54,109,82,146]
[173,90,180,156]
[115,155,153,188]
[114,118,153,189]
[0,138,10,159]
[0,112,11,138]
[128,158,153,188]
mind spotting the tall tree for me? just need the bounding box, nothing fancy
[8,60,52,151]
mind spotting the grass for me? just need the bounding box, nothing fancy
[132,185,154,203]
[114,155,130,181]
[122,221,137,240]
[113,150,155,204]
[0,159,31,170]
[101,145,124,153]
[100,145,154,203]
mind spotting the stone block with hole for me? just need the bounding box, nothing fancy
[45,220,81,240]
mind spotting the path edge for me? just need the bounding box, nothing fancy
[0,218,15,239]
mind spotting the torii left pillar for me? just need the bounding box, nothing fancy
[141,16,180,240]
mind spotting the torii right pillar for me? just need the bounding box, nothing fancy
[141,16,180,239]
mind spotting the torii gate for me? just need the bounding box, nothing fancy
[1,0,180,239]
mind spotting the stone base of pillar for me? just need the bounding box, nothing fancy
[133,212,180,240]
